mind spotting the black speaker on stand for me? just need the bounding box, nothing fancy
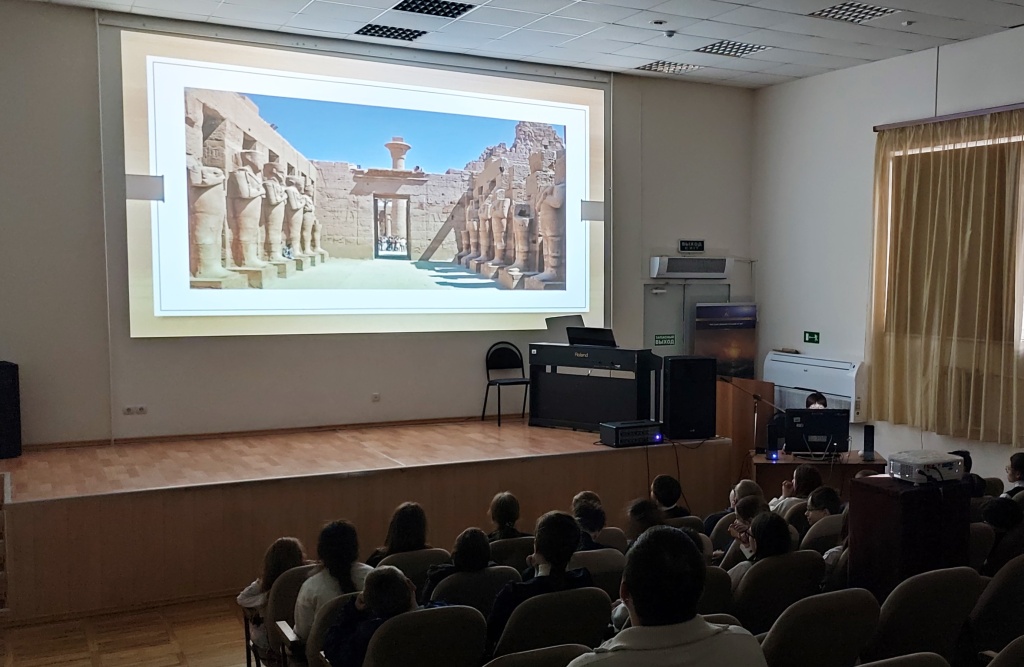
[662,356,717,440]
[0,361,22,459]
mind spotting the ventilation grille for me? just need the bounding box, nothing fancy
[637,60,704,75]
[810,2,899,24]
[355,24,428,41]
[665,257,727,274]
[696,40,772,58]
[394,0,475,19]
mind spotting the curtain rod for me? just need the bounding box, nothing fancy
[874,101,1024,132]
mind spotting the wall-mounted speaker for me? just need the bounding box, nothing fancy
[0,362,22,460]
[662,356,716,440]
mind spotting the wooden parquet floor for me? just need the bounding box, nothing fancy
[0,597,247,667]
[0,419,597,502]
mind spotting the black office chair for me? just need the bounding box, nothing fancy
[482,342,530,426]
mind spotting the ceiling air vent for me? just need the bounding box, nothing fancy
[355,24,428,41]
[696,40,772,58]
[810,2,899,24]
[393,0,475,19]
[636,61,704,75]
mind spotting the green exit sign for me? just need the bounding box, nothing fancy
[804,331,821,344]
[654,334,676,346]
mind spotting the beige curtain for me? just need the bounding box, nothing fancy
[868,111,1024,447]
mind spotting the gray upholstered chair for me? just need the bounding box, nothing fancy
[362,605,487,667]
[491,587,611,658]
[801,514,845,554]
[783,500,810,538]
[595,527,628,554]
[858,654,950,667]
[303,592,358,666]
[718,539,746,571]
[490,537,535,572]
[266,564,317,663]
[860,566,985,663]
[378,548,451,597]
[732,550,826,635]
[709,512,736,551]
[985,634,1024,667]
[567,548,626,601]
[983,477,1005,497]
[969,522,996,572]
[965,554,1024,655]
[482,644,590,667]
[822,548,850,592]
[697,566,733,615]
[430,566,521,617]
[665,515,705,533]
[760,588,879,667]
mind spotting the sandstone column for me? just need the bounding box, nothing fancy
[385,138,410,245]
[507,204,533,274]
[462,200,482,266]
[477,197,494,263]
[301,185,316,256]
[227,150,267,268]
[534,157,566,283]
[284,176,305,258]
[187,156,233,279]
[261,162,287,261]
[488,189,512,267]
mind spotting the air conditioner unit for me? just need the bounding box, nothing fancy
[763,351,866,423]
[650,256,731,279]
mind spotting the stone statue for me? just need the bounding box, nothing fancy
[284,176,305,258]
[301,186,316,256]
[462,201,482,266]
[534,157,566,282]
[187,156,233,279]
[478,197,494,263]
[507,204,533,274]
[261,162,287,261]
[227,150,268,268]
[488,188,512,267]
[311,216,328,259]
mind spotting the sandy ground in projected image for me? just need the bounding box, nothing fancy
[250,259,503,290]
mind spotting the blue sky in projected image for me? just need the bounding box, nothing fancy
[243,93,565,173]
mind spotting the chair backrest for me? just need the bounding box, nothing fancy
[378,548,451,595]
[709,512,736,552]
[823,548,851,593]
[983,477,1005,497]
[305,592,359,665]
[968,522,996,571]
[430,566,521,617]
[665,516,705,533]
[698,533,714,565]
[265,563,317,652]
[785,501,810,538]
[702,613,741,626]
[760,588,880,667]
[363,605,487,667]
[861,566,985,663]
[492,587,611,657]
[801,514,845,555]
[989,634,1024,667]
[733,550,826,635]
[987,524,1024,574]
[858,654,951,667]
[718,539,746,571]
[567,548,626,600]
[968,553,1024,653]
[482,644,591,667]
[490,537,535,572]
[698,566,734,615]
[595,527,627,554]
[486,342,525,379]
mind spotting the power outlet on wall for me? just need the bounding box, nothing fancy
[371,393,381,403]
[122,405,148,416]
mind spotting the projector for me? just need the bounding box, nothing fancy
[599,420,663,448]
[887,450,965,484]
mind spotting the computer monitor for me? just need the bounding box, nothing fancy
[784,409,850,455]
[566,327,617,348]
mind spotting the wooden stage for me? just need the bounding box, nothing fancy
[0,419,740,624]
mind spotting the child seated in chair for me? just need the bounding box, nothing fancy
[237,537,307,662]
[651,474,691,518]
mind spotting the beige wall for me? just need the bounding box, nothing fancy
[752,27,1024,480]
[0,0,756,444]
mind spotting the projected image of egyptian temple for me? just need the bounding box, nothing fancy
[184,88,567,291]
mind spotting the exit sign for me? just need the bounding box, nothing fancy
[804,331,821,344]
[678,239,705,253]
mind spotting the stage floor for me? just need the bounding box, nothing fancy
[0,419,599,503]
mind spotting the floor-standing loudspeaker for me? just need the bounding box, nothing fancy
[862,424,875,461]
[662,356,717,440]
[0,361,22,459]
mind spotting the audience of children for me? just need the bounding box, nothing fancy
[294,520,372,640]
[419,527,492,604]
[650,474,691,518]
[487,492,531,542]
[365,502,430,567]
[568,526,768,667]
[574,501,611,552]
[769,463,823,516]
[727,511,792,592]
[237,537,307,658]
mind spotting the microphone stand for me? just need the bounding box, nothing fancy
[717,376,784,455]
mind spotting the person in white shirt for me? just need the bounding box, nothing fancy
[294,520,374,640]
[237,537,307,657]
[769,463,823,516]
[1001,453,1024,499]
[569,526,767,667]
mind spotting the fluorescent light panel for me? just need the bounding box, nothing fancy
[393,0,476,20]
[636,60,704,75]
[810,2,899,24]
[695,40,772,57]
[355,24,428,41]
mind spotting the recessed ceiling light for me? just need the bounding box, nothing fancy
[636,60,703,75]
[695,40,772,58]
[393,0,475,20]
[810,2,899,24]
[354,24,428,41]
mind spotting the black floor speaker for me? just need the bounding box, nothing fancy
[0,361,22,459]
[662,356,717,440]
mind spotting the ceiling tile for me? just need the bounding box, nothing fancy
[586,23,666,42]
[496,28,578,47]
[525,15,605,35]
[484,0,577,12]
[221,0,311,11]
[132,0,220,14]
[866,12,1003,40]
[613,10,702,30]
[554,1,643,22]
[415,31,495,47]
[129,7,211,21]
[212,3,297,25]
[55,0,134,8]
[679,20,760,39]
[583,0,666,9]
[751,0,834,13]
[437,20,515,38]
[667,49,777,70]
[797,36,911,60]
[476,37,548,55]
[882,0,1024,27]
[527,46,594,63]
[460,7,547,27]
[713,6,795,27]
[761,62,832,77]
[648,0,743,20]
[558,34,637,52]
[612,42,697,58]
[292,1,384,24]
[326,0,397,8]
[581,52,656,68]
[286,14,370,31]
[641,33,719,49]
[745,47,869,68]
